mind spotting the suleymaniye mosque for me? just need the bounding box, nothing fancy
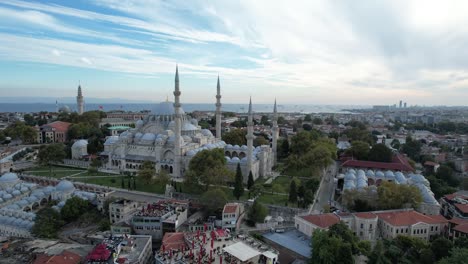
[101,67,279,182]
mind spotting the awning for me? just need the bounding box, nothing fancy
[223,242,261,262]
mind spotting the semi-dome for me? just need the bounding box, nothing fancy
[104,136,119,145]
[384,170,395,180]
[241,145,248,150]
[225,156,231,162]
[72,139,88,148]
[348,169,356,174]
[186,150,197,156]
[151,101,185,116]
[136,119,144,128]
[58,105,71,113]
[11,190,21,196]
[182,123,198,131]
[231,157,240,163]
[141,133,156,142]
[345,172,356,181]
[56,180,75,192]
[190,119,198,126]
[241,157,248,163]
[366,170,375,177]
[134,132,143,139]
[201,129,213,137]
[0,172,19,183]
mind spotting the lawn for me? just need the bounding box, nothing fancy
[257,193,297,207]
[24,165,85,178]
[81,176,166,194]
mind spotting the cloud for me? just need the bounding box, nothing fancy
[1,0,468,105]
[52,49,61,57]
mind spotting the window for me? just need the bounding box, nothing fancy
[396,229,399,234]
[370,224,372,229]
[431,226,434,231]
[413,230,416,234]
[361,223,364,228]
[435,226,438,231]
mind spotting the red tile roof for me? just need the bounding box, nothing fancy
[424,161,439,167]
[86,244,111,261]
[449,217,468,225]
[161,232,186,252]
[300,214,340,229]
[375,210,447,226]
[453,223,468,234]
[341,154,414,172]
[354,212,377,219]
[454,203,468,214]
[223,203,239,214]
[34,250,82,264]
[444,193,468,201]
[42,121,71,132]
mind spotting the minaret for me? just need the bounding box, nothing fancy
[215,75,222,139]
[246,97,254,174]
[77,83,84,115]
[272,99,279,165]
[173,65,182,177]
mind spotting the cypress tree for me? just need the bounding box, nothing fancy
[233,163,244,200]
[289,180,297,203]
[127,177,131,190]
[247,171,254,190]
[133,177,136,190]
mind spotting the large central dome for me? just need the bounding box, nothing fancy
[151,101,185,116]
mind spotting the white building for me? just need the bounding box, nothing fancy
[109,199,139,224]
[222,203,244,231]
[71,139,88,159]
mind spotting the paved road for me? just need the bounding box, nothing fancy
[109,190,166,203]
[310,161,338,213]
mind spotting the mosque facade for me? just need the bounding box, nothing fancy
[101,67,277,182]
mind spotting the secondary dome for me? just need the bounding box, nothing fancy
[0,173,19,183]
[72,139,88,148]
[55,180,75,193]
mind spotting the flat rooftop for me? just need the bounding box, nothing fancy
[263,229,311,258]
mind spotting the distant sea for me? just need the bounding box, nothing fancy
[0,103,370,114]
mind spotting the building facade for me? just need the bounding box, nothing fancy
[222,203,244,231]
[295,209,447,242]
[109,199,139,224]
[37,121,71,143]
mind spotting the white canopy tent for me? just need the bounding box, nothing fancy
[223,242,261,262]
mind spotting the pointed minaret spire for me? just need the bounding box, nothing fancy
[173,65,182,178]
[215,75,222,139]
[246,97,254,179]
[272,99,279,166]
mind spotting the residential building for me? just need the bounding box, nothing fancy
[109,199,139,224]
[440,192,468,220]
[37,121,71,143]
[448,218,468,239]
[295,209,447,242]
[222,203,244,231]
[86,234,152,264]
[131,200,188,241]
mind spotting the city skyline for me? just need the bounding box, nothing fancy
[1,0,468,105]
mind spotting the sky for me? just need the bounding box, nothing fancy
[1,0,468,105]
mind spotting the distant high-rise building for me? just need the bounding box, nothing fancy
[404,102,407,108]
[77,83,84,115]
[399,100,402,108]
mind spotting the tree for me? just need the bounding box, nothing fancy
[260,115,271,126]
[437,248,468,264]
[390,139,401,150]
[278,139,289,160]
[368,240,391,264]
[302,123,313,131]
[368,143,393,162]
[454,236,468,248]
[60,196,90,222]
[254,135,269,147]
[138,160,155,184]
[248,200,268,223]
[312,117,323,125]
[121,176,124,189]
[3,121,38,143]
[233,163,244,200]
[249,184,264,198]
[346,141,370,160]
[200,188,228,215]
[436,165,459,187]
[272,184,285,193]
[304,114,312,122]
[311,228,354,264]
[32,207,64,238]
[187,149,233,190]
[402,136,422,161]
[37,143,67,175]
[222,129,247,146]
[289,180,297,203]
[377,181,422,210]
[431,237,453,261]
[247,171,254,190]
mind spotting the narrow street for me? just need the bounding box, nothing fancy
[309,161,338,214]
